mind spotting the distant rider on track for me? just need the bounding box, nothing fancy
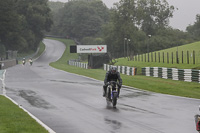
[22,58,26,65]
[29,58,33,65]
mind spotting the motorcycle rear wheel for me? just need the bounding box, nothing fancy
[112,93,118,107]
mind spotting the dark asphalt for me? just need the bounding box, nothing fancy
[4,39,200,133]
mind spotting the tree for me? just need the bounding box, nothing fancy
[0,0,53,52]
[50,0,109,40]
[187,14,200,39]
[136,0,175,35]
[0,0,22,50]
[16,0,53,50]
[0,43,6,57]
[102,0,179,57]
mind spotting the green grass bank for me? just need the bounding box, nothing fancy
[49,38,200,99]
[0,96,48,133]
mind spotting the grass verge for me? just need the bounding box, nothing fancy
[0,95,48,133]
[49,38,200,99]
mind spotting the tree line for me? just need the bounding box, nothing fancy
[1,0,200,60]
[0,0,52,57]
[102,0,198,58]
[48,0,200,59]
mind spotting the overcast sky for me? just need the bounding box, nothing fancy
[49,0,200,31]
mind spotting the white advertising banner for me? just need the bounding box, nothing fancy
[77,45,107,53]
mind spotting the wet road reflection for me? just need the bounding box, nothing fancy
[49,79,103,87]
[18,90,54,109]
[104,117,122,132]
[120,91,151,98]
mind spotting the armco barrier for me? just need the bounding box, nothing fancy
[142,67,200,83]
[0,59,17,70]
[104,64,137,76]
[0,70,5,95]
[68,60,88,69]
[0,70,4,80]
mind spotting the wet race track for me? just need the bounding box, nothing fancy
[4,39,200,133]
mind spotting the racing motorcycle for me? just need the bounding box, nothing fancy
[29,58,33,66]
[22,58,26,65]
[105,81,119,108]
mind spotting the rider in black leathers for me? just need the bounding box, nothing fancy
[103,66,122,97]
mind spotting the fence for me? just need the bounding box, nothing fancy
[130,50,200,64]
[142,67,200,83]
[104,64,137,76]
[68,60,88,69]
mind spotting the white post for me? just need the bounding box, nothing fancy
[153,67,158,77]
[122,66,125,74]
[145,67,150,76]
[127,67,130,75]
[172,68,178,80]
[162,67,168,79]
[184,69,192,82]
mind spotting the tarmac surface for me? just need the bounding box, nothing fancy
[4,39,200,133]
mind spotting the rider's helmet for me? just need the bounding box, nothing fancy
[110,66,117,74]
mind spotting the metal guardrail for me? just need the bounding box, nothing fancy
[0,59,17,70]
[68,60,88,69]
